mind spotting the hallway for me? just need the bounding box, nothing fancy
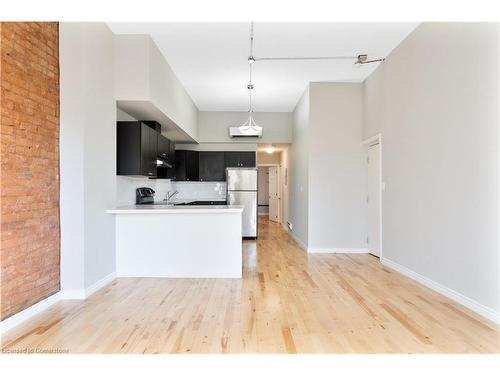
[2,219,499,354]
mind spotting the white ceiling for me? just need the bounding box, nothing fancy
[108,23,418,112]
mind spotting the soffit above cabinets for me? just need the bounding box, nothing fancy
[117,100,197,143]
[108,22,419,112]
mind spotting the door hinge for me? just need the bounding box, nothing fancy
[366,195,369,204]
[367,156,370,164]
[366,236,369,244]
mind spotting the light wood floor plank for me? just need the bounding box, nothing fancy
[1,218,499,353]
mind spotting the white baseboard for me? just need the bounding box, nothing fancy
[59,289,86,300]
[281,222,289,233]
[85,272,116,298]
[1,292,61,335]
[308,247,369,254]
[1,273,117,335]
[381,257,500,324]
[285,227,307,251]
[61,272,116,300]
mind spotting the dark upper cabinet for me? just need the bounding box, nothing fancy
[141,124,158,177]
[199,152,225,182]
[157,137,176,179]
[171,150,199,181]
[224,152,240,168]
[239,152,256,167]
[157,135,171,163]
[186,151,199,181]
[117,121,157,177]
[168,140,176,162]
[224,151,256,168]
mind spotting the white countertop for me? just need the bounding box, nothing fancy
[107,204,244,214]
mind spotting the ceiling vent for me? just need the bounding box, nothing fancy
[229,126,262,138]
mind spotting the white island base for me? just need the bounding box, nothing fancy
[107,205,243,278]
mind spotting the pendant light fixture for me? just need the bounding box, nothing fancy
[229,22,263,138]
[229,22,385,138]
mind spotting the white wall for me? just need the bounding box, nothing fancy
[114,35,198,141]
[114,35,150,101]
[60,23,86,293]
[175,143,257,152]
[60,23,117,292]
[363,23,499,316]
[308,83,366,250]
[149,38,198,141]
[198,111,292,144]
[289,88,310,247]
[257,151,281,165]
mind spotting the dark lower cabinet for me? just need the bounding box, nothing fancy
[117,121,157,177]
[199,152,225,182]
[224,151,256,168]
[170,150,199,181]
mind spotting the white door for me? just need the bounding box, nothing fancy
[268,166,279,222]
[367,143,381,256]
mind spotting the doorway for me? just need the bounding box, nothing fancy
[257,165,281,223]
[364,135,382,258]
[268,166,279,222]
[257,166,270,217]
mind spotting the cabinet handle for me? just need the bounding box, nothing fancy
[148,172,152,176]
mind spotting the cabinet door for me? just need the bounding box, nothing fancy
[199,152,225,181]
[239,152,256,167]
[117,121,141,175]
[168,140,176,164]
[140,123,156,177]
[148,126,158,177]
[157,135,170,162]
[224,152,240,167]
[185,150,199,181]
[171,150,186,181]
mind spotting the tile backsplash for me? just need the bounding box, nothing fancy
[172,181,226,201]
[116,176,226,205]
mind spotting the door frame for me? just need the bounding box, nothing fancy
[361,134,383,260]
[257,163,281,223]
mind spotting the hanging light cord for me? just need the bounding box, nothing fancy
[248,22,254,114]
[239,21,260,131]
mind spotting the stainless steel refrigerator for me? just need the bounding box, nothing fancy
[226,168,258,238]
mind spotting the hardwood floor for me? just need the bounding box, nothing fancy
[2,218,499,353]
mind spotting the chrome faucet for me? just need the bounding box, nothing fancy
[164,190,179,204]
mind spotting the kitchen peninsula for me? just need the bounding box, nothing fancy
[107,204,244,278]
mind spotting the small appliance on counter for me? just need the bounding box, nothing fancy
[136,187,155,205]
[226,168,258,239]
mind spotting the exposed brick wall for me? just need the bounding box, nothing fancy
[0,22,60,320]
